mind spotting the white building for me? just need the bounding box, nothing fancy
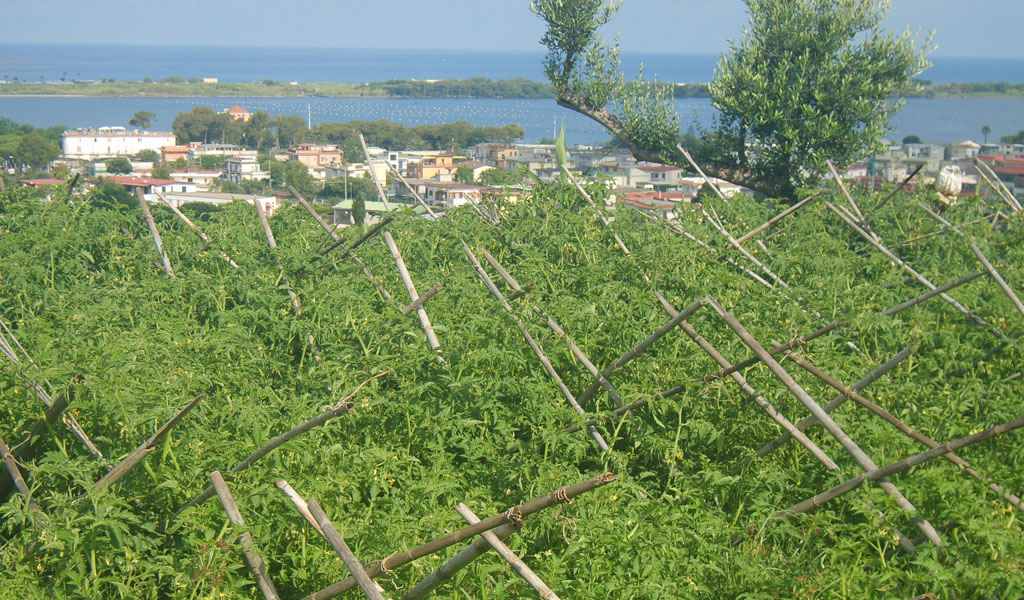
[225,156,269,184]
[62,127,176,160]
[160,192,280,216]
[169,167,224,191]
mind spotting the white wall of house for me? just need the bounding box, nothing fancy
[62,127,175,160]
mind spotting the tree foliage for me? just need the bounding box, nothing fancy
[533,0,932,200]
[129,110,156,129]
[14,131,60,169]
[104,157,133,175]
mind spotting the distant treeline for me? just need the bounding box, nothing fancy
[907,80,1024,98]
[373,77,553,98]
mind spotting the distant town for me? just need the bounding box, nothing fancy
[5,102,1024,224]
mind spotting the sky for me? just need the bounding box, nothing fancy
[0,0,1022,58]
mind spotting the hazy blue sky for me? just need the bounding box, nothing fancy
[1,0,1022,58]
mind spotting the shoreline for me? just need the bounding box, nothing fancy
[1,79,1022,100]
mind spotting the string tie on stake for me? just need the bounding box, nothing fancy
[553,487,572,504]
[378,556,394,573]
[503,506,525,525]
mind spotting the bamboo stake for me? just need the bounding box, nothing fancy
[400,282,442,315]
[401,521,523,600]
[384,231,442,362]
[894,216,989,248]
[828,202,1007,341]
[383,157,437,218]
[575,298,705,409]
[973,163,1017,213]
[454,503,560,600]
[462,241,609,450]
[755,347,915,458]
[731,192,822,248]
[701,206,789,289]
[876,164,924,210]
[480,248,521,290]
[827,160,870,231]
[358,133,391,211]
[274,480,325,536]
[916,202,1024,321]
[135,189,175,278]
[210,471,280,600]
[559,166,646,282]
[172,370,388,521]
[777,417,1024,518]
[0,433,44,518]
[254,199,303,315]
[0,323,103,461]
[656,294,839,470]
[881,272,985,316]
[677,144,727,202]
[307,498,386,600]
[976,159,1022,213]
[93,393,205,491]
[0,384,72,500]
[782,348,1022,511]
[303,473,618,600]
[533,306,623,408]
[157,193,239,268]
[708,297,944,546]
[698,320,844,384]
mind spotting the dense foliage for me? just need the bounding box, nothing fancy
[0,181,1022,599]
[532,0,932,200]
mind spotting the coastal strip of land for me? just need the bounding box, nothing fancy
[1,78,1022,99]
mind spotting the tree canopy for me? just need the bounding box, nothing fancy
[129,110,156,129]
[532,0,931,199]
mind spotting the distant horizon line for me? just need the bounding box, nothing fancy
[0,42,1020,61]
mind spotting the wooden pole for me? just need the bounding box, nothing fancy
[876,164,924,210]
[777,417,1024,518]
[575,298,705,409]
[307,498,386,600]
[254,199,303,315]
[400,282,442,316]
[135,188,175,278]
[975,159,1022,213]
[93,393,206,491]
[701,206,789,289]
[782,348,1022,511]
[0,433,45,519]
[401,521,523,600]
[731,192,821,248]
[454,503,560,599]
[462,241,609,450]
[210,471,280,600]
[358,133,391,211]
[894,216,990,248]
[383,157,436,217]
[697,320,843,384]
[0,384,72,500]
[303,473,617,600]
[708,297,944,547]
[655,293,839,470]
[383,231,442,362]
[755,346,914,458]
[677,144,727,202]
[274,480,325,536]
[881,272,985,316]
[827,202,1007,341]
[157,193,239,268]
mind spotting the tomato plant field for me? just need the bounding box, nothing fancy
[1,181,1022,599]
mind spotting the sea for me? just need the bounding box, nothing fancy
[1,44,1022,146]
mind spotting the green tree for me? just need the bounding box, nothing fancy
[129,110,157,129]
[532,0,932,199]
[173,106,233,144]
[478,167,523,185]
[455,166,475,184]
[902,135,921,144]
[104,157,133,174]
[268,160,316,196]
[351,194,366,226]
[14,132,60,170]
[1002,130,1024,144]
[136,149,160,162]
[981,125,991,144]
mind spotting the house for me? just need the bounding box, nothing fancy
[160,191,279,216]
[635,165,685,187]
[225,156,269,184]
[62,127,176,160]
[325,161,387,184]
[169,166,224,191]
[947,140,981,161]
[201,77,219,84]
[287,144,342,169]
[454,160,495,181]
[332,199,427,226]
[189,144,256,161]
[407,154,457,180]
[224,105,251,122]
[422,181,484,210]
[110,176,196,200]
[18,178,65,189]
[161,145,191,163]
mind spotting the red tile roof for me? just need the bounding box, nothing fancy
[19,178,65,187]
